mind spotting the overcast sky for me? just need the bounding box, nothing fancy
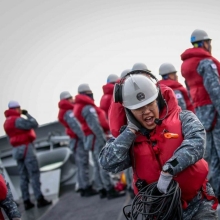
[0,0,220,136]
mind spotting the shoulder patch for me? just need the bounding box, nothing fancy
[69,112,74,117]
[211,63,217,69]
[89,107,96,113]
[175,93,183,99]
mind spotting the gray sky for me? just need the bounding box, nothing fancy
[0,0,220,136]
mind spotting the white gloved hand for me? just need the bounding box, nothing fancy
[157,171,173,194]
[127,120,139,132]
[125,108,141,132]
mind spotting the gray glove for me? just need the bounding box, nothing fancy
[157,171,173,194]
[125,108,141,132]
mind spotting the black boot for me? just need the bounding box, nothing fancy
[24,199,35,210]
[99,188,107,199]
[107,187,126,199]
[80,189,85,197]
[37,195,52,208]
[83,186,98,197]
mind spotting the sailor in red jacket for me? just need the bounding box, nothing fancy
[158,62,194,112]
[3,101,51,210]
[181,29,220,201]
[99,72,218,219]
[58,91,97,197]
[74,83,124,199]
[100,74,119,118]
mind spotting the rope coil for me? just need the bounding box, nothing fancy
[123,180,183,220]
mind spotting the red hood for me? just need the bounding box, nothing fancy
[75,94,95,106]
[159,79,185,90]
[4,109,20,118]
[58,100,74,110]
[181,48,212,61]
[102,83,114,95]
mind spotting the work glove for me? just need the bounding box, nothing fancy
[157,171,173,194]
[125,108,141,132]
[21,109,28,115]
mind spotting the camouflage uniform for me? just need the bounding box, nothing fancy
[196,59,220,198]
[12,114,43,201]
[173,90,187,110]
[99,111,217,219]
[82,105,113,191]
[64,110,90,190]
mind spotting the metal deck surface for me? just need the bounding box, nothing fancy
[14,184,130,220]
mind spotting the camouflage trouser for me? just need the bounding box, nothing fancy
[183,182,217,220]
[16,144,42,201]
[73,139,90,189]
[204,115,220,197]
[92,139,112,191]
[125,167,133,190]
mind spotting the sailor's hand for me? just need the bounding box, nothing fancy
[157,171,173,194]
[125,108,140,133]
[21,109,28,115]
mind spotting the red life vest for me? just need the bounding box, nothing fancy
[181,48,220,108]
[159,79,194,112]
[132,105,208,205]
[4,109,36,147]
[58,100,77,139]
[100,83,114,117]
[108,84,214,208]
[74,94,109,136]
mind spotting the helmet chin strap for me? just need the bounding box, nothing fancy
[154,99,168,125]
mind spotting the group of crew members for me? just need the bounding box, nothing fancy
[2,29,220,219]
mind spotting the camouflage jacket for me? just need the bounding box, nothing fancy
[82,105,106,149]
[173,90,187,110]
[99,110,205,175]
[64,110,86,143]
[196,59,220,130]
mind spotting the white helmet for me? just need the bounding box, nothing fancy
[122,74,159,110]
[159,63,177,76]
[132,63,149,71]
[78,83,92,93]
[8,100,20,109]
[107,74,119,83]
[60,91,72,100]
[190,29,211,43]
[120,69,131,78]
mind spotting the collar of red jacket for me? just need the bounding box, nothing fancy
[58,99,74,110]
[102,83,114,94]
[181,47,211,61]
[159,79,184,90]
[75,94,95,106]
[4,109,21,118]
